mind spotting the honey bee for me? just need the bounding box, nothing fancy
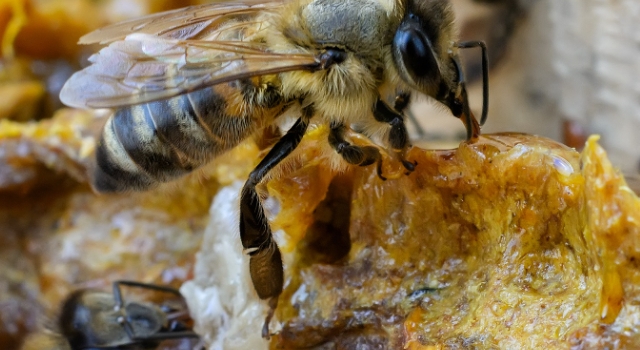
[60,0,489,338]
[21,281,199,350]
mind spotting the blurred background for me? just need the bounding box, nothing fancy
[0,0,638,348]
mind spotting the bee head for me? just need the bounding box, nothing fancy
[392,0,455,97]
[59,290,128,349]
[59,290,165,349]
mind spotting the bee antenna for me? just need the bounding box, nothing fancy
[456,41,489,126]
[449,56,479,141]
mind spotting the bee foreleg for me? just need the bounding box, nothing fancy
[239,110,312,339]
[329,122,386,181]
[394,93,427,139]
[373,98,417,173]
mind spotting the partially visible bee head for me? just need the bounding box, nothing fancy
[59,289,166,349]
[21,282,199,350]
[392,0,456,98]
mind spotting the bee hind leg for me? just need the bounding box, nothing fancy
[373,98,417,174]
[239,112,311,339]
[329,122,387,181]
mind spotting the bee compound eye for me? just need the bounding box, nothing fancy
[124,303,163,336]
[393,25,440,84]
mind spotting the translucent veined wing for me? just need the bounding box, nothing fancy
[60,0,320,109]
[78,0,283,44]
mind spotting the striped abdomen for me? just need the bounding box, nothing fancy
[94,83,281,192]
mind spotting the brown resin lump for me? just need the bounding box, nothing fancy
[184,131,640,349]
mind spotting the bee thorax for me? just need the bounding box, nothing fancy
[303,0,390,55]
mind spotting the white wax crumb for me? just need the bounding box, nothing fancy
[181,181,269,350]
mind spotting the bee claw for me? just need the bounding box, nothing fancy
[261,322,271,340]
[376,162,387,180]
[402,159,417,173]
[261,296,279,339]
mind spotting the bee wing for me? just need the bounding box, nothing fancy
[79,0,282,44]
[60,1,319,109]
[60,39,318,109]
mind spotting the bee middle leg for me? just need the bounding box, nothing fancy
[373,98,417,173]
[239,110,311,339]
[328,122,386,180]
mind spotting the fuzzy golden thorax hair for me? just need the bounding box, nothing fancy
[268,0,398,124]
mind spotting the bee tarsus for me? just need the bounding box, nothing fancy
[329,122,386,179]
[373,98,415,173]
[262,297,279,339]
